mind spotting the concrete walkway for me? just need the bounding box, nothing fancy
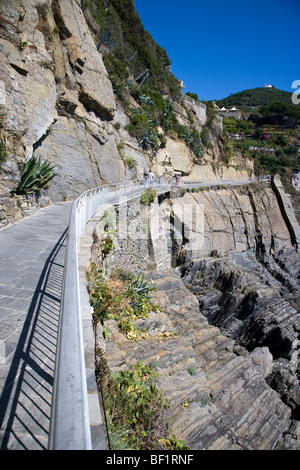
[0,202,71,450]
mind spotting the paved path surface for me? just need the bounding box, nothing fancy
[0,202,71,450]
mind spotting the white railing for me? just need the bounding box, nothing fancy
[48,175,269,450]
[184,95,207,109]
[48,178,170,450]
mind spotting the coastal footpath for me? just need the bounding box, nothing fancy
[0,0,299,451]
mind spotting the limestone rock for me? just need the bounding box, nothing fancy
[249,347,273,378]
[172,185,294,260]
[53,0,116,118]
[20,63,58,158]
[155,137,193,176]
[88,131,125,184]
[0,0,118,212]
[0,51,29,135]
[33,116,100,201]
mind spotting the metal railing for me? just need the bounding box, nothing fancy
[48,175,269,450]
[48,178,170,450]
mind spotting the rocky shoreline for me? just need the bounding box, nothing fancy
[90,182,300,450]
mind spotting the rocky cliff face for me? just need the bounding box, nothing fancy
[89,178,300,450]
[0,0,118,208]
[0,0,253,227]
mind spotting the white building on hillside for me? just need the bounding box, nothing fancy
[215,105,242,120]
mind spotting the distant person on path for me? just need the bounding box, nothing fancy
[174,174,180,186]
[148,171,154,184]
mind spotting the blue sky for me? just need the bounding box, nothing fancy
[134,0,300,101]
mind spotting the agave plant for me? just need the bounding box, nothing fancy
[126,274,156,311]
[138,94,155,108]
[145,111,158,128]
[16,156,56,195]
[161,99,176,131]
[139,128,157,150]
[183,129,204,159]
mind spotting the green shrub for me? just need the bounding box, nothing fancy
[140,188,156,205]
[186,91,199,101]
[18,41,27,50]
[187,366,196,376]
[100,359,190,450]
[101,235,114,256]
[274,134,287,147]
[87,264,160,340]
[200,127,211,148]
[139,128,158,150]
[125,273,157,314]
[126,108,159,151]
[103,48,129,84]
[175,124,204,159]
[102,361,170,449]
[125,157,137,169]
[160,99,177,132]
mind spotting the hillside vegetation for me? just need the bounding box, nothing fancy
[82,0,180,98]
[215,88,300,177]
[216,87,294,109]
[81,0,219,161]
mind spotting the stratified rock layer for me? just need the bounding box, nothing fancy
[100,271,291,450]
[91,181,300,450]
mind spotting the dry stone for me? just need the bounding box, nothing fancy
[155,137,193,176]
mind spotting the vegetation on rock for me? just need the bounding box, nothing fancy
[218,90,300,176]
[97,358,189,450]
[82,0,206,160]
[86,263,160,340]
[87,262,190,449]
[82,0,180,98]
[140,188,157,206]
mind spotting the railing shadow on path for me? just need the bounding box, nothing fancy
[0,228,68,450]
